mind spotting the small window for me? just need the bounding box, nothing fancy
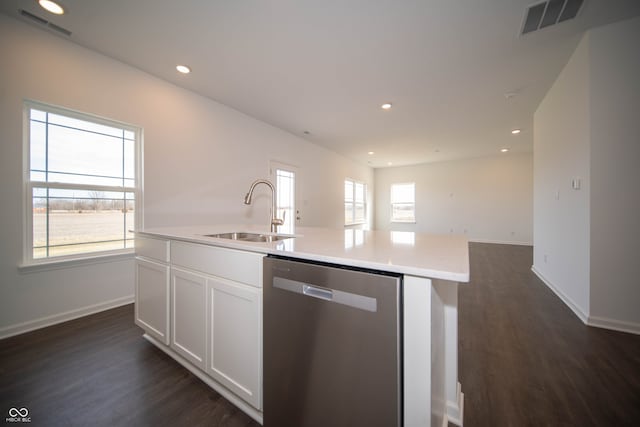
[25,101,141,262]
[275,167,295,234]
[345,179,366,225]
[271,161,297,234]
[390,183,415,223]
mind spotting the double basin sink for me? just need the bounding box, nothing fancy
[205,232,293,243]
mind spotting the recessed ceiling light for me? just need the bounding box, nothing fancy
[368,151,375,155]
[176,65,191,74]
[511,129,521,135]
[381,103,392,110]
[387,162,393,166]
[39,0,64,15]
[501,148,510,153]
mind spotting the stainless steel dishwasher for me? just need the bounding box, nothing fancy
[263,255,402,427]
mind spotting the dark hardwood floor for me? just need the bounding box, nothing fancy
[0,306,260,427]
[1,243,639,426]
[459,243,640,426]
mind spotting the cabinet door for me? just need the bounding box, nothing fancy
[135,258,170,345]
[171,267,207,370]
[207,277,262,409]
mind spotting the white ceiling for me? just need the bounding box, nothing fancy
[2,0,639,168]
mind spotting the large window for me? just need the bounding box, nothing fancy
[25,101,141,262]
[345,179,366,225]
[390,182,415,223]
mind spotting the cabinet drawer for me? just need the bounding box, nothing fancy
[171,241,264,287]
[136,235,170,262]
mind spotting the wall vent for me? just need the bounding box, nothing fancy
[521,0,585,35]
[19,9,72,37]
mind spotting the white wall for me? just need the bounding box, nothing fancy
[533,34,591,320]
[588,17,640,329]
[533,16,640,333]
[0,15,372,336]
[375,154,533,245]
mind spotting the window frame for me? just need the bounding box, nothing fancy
[390,182,416,223]
[270,160,297,235]
[344,178,367,226]
[22,100,143,267]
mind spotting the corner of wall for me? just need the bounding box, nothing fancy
[533,31,591,319]
[587,15,640,329]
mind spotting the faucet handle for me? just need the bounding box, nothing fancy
[272,210,286,226]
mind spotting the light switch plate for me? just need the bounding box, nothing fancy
[572,178,581,190]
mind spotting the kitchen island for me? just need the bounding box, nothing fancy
[134,225,469,427]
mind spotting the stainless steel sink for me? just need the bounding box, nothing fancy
[204,232,293,242]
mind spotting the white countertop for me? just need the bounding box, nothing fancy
[137,225,470,282]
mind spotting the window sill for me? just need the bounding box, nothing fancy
[390,220,416,224]
[18,250,134,274]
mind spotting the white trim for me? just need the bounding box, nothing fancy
[469,238,532,246]
[344,177,367,226]
[22,99,143,265]
[29,181,137,193]
[403,275,432,427]
[270,160,298,234]
[587,316,640,336]
[25,99,140,132]
[142,334,263,424]
[532,266,640,336]
[390,182,416,223]
[22,104,31,266]
[531,266,589,323]
[0,295,134,340]
[446,382,465,426]
[19,251,134,273]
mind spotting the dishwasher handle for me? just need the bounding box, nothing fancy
[272,276,377,312]
[303,284,333,301]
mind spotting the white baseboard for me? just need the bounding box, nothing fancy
[532,267,640,335]
[531,266,589,323]
[446,381,464,426]
[469,238,532,246]
[587,315,640,336]
[0,295,134,340]
[143,334,263,424]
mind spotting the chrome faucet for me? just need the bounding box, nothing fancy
[244,179,285,233]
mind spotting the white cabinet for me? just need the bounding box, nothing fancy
[169,240,264,409]
[171,267,207,370]
[135,236,170,345]
[134,239,265,412]
[207,276,262,409]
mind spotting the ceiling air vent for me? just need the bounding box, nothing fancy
[19,9,72,37]
[521,0,585,35]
